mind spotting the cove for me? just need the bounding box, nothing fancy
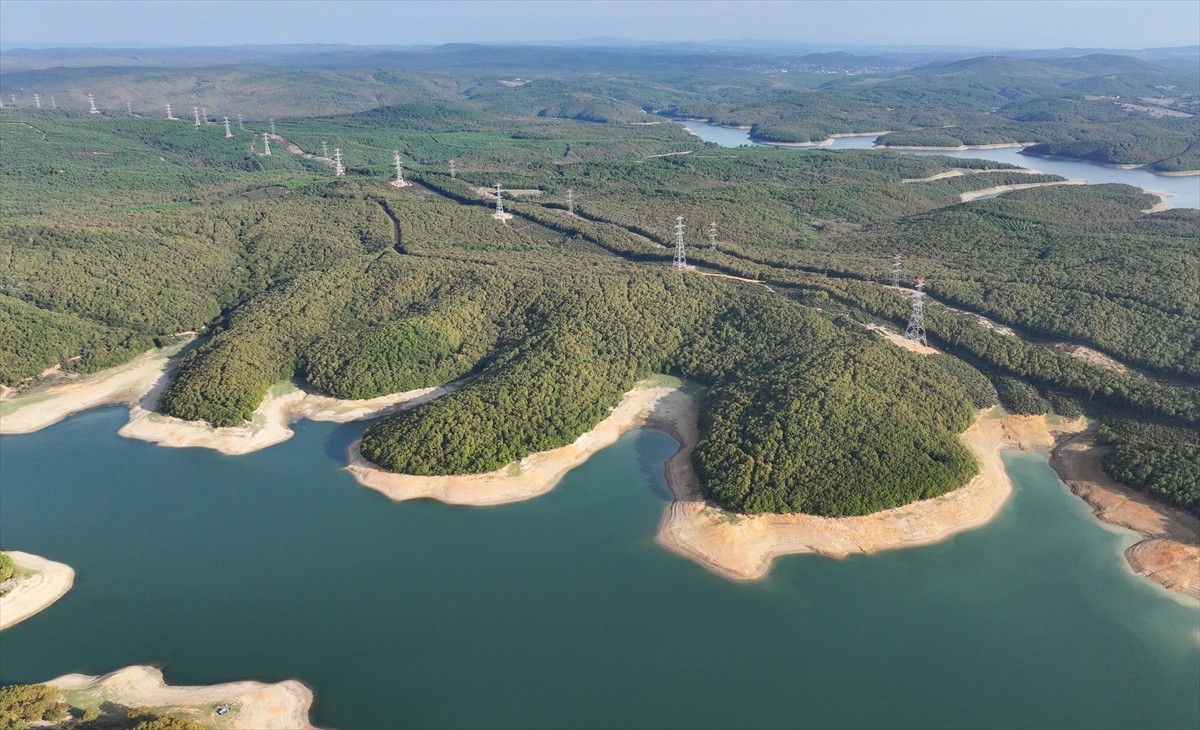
[1,407,1198,729]
[675,119,1200,209]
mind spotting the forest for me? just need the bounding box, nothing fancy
[1,44,1197,518]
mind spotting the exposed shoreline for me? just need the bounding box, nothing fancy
[0,342,455,454]
[0,551,75,630]
[47,665,317,730]
[959,178,1086,202]
[345,382,1097,581]
[1048,429,1199,599]
[876,142,1032,151]
[759,131,893,148]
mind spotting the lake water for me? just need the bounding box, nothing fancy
[676,120,1200,209]
[1,408,1197,729]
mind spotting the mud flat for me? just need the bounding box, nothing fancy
[1050,430,1200,599]
[47,665,317,730]
[0,551,74,630]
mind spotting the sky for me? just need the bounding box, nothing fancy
[1,0,1198,50]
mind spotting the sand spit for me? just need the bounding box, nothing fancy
[347,384,684,506]
[959,179,1087,202]
[0,341,191,435]
[1050,430,1200,599]
[47,665,317,730]
[121,379,457,456]
[659,407,1087,580]
[0,551,75,631]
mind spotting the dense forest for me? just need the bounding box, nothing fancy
[1,42,1197,518]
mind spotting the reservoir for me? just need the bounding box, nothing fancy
[676,120,1200,209]
[1,408,1198,729]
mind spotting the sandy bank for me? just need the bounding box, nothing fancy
[121,380,458,456]
[758,131,892,148]
[47,665,317,730]
[902,167,1045,183]
[659,407,1087,580]
[347,383,684,505]
[876,142,1032,151]
[1049,430,1199,599]
[0,551,74,630]
[1156,170,1200,177]
[959,179,1086,202]
[346,379,1089,580]
[0,341,190,435]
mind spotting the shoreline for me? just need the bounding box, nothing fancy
[1048,429,1199,599]
[758,131,893,148]
[959,178,1086,202]
[0,342,457,455]
[0,551,75,630]
[0,340,191,435]
[345,381,1093,581]
[876,142,1032,151]
[47,665,317,730]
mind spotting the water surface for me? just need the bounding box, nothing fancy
[1,409,1197,729]
[676,120,1200,208]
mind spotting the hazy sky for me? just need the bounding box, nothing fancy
[1,0,1198,50]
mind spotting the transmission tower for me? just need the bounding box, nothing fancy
[237,114,245,131]
[193,107,201,129]
[905,278,928,346]
[223,117,233,138]
[392,150,409,187]
[262,132,271,156]
[333,148,344,176]
[166,104,176,120]
[448,159,456,179]
[50,96,57,109]
[892,253,902,288]
[708,220,717,251]
[321,140,328,158]
[87,94,99,114]
[494,183,505,215]
[673,215,687,271]
[34,94,42,109]
[126,101,132,116]
[269,119,276,135]
[566,187,574,214]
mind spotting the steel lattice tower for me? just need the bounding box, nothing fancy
[892,253,902,287]
[321,141,328,158]
[566,188,574,214]
[708,220,717,251]
[34,94,42,109]
[449,159,456,179]
[334,148,345,176]
[126,101,133,116]
[238,114,245,131]
[193,107,201,128]
[494,183,505,214]
[673,215,687,271]
[905,278,928,346]
[87,94,99,114]
[262,133,271,156]
[166,104,176,120]
[393,150,405,184]
[224,117,233,138]
[201,107,208,124]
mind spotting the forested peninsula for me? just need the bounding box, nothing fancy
[2,43,1197,524]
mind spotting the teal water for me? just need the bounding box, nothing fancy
[675,120,1200,209]
[1,408,1198,729]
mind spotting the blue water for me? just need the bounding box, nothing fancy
[1,407,1197,729]
[676,120,1200,209]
